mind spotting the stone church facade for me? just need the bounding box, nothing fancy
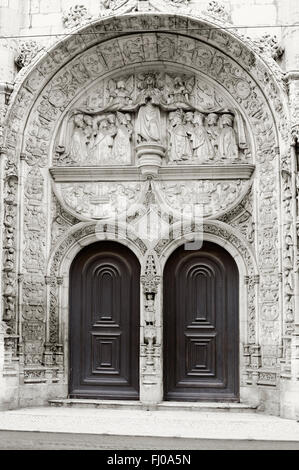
[0,0,299,419]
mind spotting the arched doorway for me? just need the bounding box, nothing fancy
[163,241,239,401]
[69,241,140,400]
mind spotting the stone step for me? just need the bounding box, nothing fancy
[49,399,258,413]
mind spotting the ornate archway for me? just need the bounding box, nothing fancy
[0,11,293,410]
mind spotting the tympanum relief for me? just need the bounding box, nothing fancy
[54,71,251,167]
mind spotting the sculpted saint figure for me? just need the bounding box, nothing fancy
[144,293,155,325]
[168,110,192,162]
[69,113,92,162]
[218,113,239,161]
[90,114,117,164]
[112,112,133,163]
[189,112,214,163]
[136,98,162,144]
[205,113,219,159]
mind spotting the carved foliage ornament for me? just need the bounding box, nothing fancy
[62,5,92,29]
[205,1,232,23]
[253,34,284,61]
[22,166,46,365]
[15,40,42,69]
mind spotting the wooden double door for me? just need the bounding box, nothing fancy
[69,241,239,401]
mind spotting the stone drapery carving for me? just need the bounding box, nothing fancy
[62,5,92,29]
[55,70,249,166]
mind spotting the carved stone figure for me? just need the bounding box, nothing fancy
[144,293,155,325]
[90,114,117,164]
[218,113,239,160]
[69,113,91,162]
[168,110,192,162]
[112,112,133,163]
[189,111,214,163]
[107,76,134,108]
[206,113,220,157]
[164,74,195,104]
[136,98,162,143]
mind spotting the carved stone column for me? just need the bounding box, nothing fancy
[0,1,22,146]
[140,254,162,404]
[279,3,299,417]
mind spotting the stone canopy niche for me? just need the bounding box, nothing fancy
[51,67,254,221]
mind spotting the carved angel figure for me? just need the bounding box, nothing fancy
[218,113,239,160]
[107,75,134,108]
[189,111,215,163]
[164,74,195,104]
[89,114,117,164]
[168,110,192,162]
[112,112,133,163]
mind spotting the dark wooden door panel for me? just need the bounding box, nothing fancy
[164,242,239,401]
[69,241,140,400]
